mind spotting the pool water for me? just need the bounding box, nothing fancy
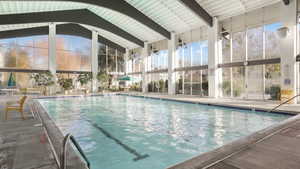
[38,95,291,169]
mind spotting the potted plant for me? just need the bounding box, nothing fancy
[159,79,165,93]
[270,85,281,100]
[31,72,55,95]
[58,77,74,94]
[77,72,92,94]
[97,71,109,92]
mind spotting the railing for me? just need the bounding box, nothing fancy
[61,134,90,169]
[268,94,300,113]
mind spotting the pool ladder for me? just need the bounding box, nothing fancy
[268,94,300,113]
[61,134,91,169]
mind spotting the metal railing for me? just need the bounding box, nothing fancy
[268,94,300,113]
[61,134,90,169]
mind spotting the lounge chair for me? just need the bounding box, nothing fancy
[5,96,27,120]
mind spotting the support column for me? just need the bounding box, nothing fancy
[279,0,297,103]
[168,32,176,95]
[92,30,99,93]
[208,17,221,98]
[142,43,148,93]
[48,23,56,95]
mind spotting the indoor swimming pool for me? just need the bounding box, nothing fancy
[37,95,291,169]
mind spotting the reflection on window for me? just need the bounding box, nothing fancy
[247,27,263,60]
[98,43,107,71]
[147,73,168,93]
[232,31,246,62]
[265,22,282,59]
[117,51,125,73]
[107,47,116,72]
[56,35,91,71]
[0,36,49,69]
[222,36,231,63]
[265,64,281,100]
[149,50,168,71]
[232,67,245,98]
[221,68,231,97]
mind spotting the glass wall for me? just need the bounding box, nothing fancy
[56,35,91,71]
[98,43,107,71]
[98,44,125,74]
[174,28,209,96]
[220,22,282,100]
[0,36,49,70]
[147,73,168,93]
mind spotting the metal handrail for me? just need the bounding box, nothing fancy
[61,134,90,169]
[268,94,300,113]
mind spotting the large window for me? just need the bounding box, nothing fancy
[232,31,246,62]
[147,73,168,93]
[98,43,107,71]
[56,35,91,71]
[220,22,282,100]
[176,40,208,68]
[117,51,125,73]
[149,50,168,71]
[247,27,263,60]
[107,47,116,72]
[0,36,49,70]
[265,23,282,59]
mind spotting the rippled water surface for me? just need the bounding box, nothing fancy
[38,95,290,169]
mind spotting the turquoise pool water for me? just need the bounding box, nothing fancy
[38,95,291,169]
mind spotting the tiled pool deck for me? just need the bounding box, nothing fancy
[0,96,58,169]
[1,93,300,169]
[124,92,300,115]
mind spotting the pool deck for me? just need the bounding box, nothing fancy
[0,96,58,169]
[124,92,300,115]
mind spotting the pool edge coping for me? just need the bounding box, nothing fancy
[32,99,89,169]
[119,93,297,116]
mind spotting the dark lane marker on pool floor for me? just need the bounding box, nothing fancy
[83,117,149,161]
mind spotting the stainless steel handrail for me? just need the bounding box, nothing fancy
[268,94,300,113]
[61,134,90,169]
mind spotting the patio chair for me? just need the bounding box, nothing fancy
[5,96,27,120]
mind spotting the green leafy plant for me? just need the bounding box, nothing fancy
[31,72,55,87]
[269,85,281,100]
[221,81,231,96]
[58,78,73,91]
[159,79,165,92]
[77,72,92,86]
[97,71,110,90]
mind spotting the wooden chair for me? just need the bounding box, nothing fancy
[5,96,27,120]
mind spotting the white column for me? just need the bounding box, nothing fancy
[208,17,221,98]
[91,30,99,93]
[142,43,148,93]
[48,23,56,95]
[168,32,176,95]
[279,1,297,103]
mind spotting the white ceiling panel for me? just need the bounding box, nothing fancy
[195,0,281,20]
[0,0,284,50]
